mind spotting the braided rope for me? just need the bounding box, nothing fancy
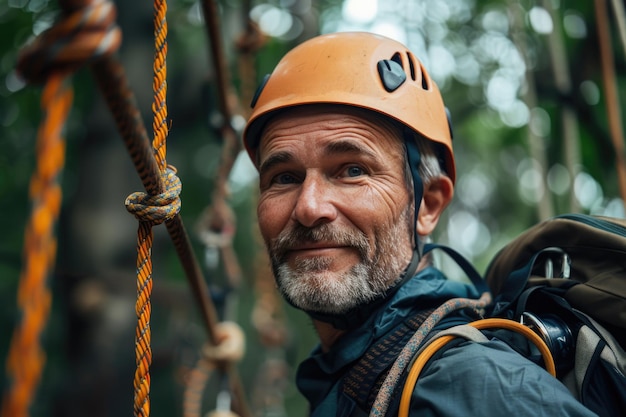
[125,168,181,417]
[3,2,120,416]
[133,220,153,417]
[183,357,215,417]
[152,0,168,172]
[121,1,170,413]
[369,292,492,417]
[1,74,72,417]
[125,168,180,417]
[17,0,121,84]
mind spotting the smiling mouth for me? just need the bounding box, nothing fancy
[271,224,370,265]
[287,245,347,256]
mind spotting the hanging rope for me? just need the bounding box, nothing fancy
[185,2,259,416]
[3,2,121,416]
[83,3,225,348]
[1,74,72,417]
[153,0,169,172]
[84,0,253,411]
[10,0,252,415]
[125,169,181,417]
[14,0,122,85]
[182,321,246,417]
[120,0,170,415]
[187,3,267,412]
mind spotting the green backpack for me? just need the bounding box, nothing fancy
[485,213,626,416]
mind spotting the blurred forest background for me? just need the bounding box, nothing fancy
[1,0,625,416]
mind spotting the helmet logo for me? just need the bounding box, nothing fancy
[377,57,406,92]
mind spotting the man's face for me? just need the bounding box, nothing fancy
[256,106,414,315]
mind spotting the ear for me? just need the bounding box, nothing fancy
[416,176,454,236]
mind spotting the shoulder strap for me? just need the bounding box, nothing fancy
[340,308,437,413]
[423,243,490,294]
[398,318,556,417]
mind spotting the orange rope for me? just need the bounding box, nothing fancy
[153,0,168,172]
[183,357,215,417]
[128,0,169,415]
[133,222,154,417]
[16,1,122,85]
[1,74,72,417]
[4,1,120,414]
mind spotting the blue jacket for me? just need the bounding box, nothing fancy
[295,267,597,416]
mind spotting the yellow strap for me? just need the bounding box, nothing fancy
[398,318,556,417]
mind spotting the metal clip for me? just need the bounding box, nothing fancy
[542,249,571,279]
[561,253,571,279]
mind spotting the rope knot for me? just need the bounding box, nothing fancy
[17,0,121,84]
[202,321,245,367]
[125,167,181,225]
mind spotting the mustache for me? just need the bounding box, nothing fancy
[270,223,370,263]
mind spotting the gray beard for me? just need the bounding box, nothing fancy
[268,210,411,315]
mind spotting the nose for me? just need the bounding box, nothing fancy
[292,173,338,228]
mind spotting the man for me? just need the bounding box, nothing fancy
[242,32,595,416]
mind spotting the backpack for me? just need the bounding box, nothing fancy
[484,213,626,416]
[365,213,626,417]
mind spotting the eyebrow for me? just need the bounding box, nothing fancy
[259,151,293,176]
[323,140,377,160]
[258,139,378,175]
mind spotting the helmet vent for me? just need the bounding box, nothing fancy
[418,61,430,90]
[406,51,417,81]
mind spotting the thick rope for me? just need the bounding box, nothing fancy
[3,2,120,416]
[1,74,72,417]
[16,0,122,85]
[183,357,215,417]
[121,0,170,414]
[153,0,168,172]
[86,9,224,350]
[369,292,492,417]
[183,322,245,417]
[88,27,244,415]
[192,3,258,416]
[124,173,182,417]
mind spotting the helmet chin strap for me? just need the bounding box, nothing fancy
[403,130,424,253]
[302,132,425,331]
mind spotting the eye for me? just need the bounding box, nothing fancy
[273,172,299,185]
[344,165,366,178]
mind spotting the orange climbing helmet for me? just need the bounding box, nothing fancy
[243,31,455,182]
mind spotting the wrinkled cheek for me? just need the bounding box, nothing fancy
[257,199,287,246]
